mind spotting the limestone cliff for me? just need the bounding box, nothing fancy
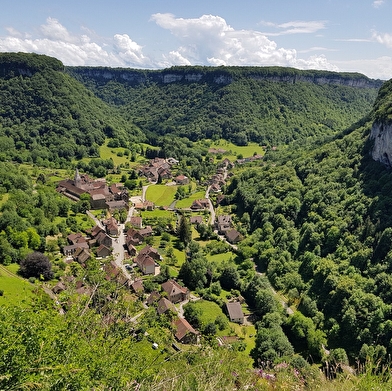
[67,66,383,89]
[370,121,392,166]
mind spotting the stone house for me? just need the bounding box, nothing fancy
[161,280,189,303]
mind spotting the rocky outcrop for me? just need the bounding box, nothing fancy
[67,66,383,89]
[370,121,392,166]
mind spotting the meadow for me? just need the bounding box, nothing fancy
[205,140,265,161]
[0,264,34,306]
[145,185,178,207]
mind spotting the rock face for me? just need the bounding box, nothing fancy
[370,121,392,166]
[67,66,383,89]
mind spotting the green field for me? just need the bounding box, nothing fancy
[205,140,265,161]
[145,185,177,207]
[0,264,34,306]
[175,190,206,209]
[206,252,235,264]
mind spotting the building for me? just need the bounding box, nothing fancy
[173,318,199,344]
[215,215,232,234]
[190,198,210,211]
[161,280,189,303]
[224,229,242,244]
[175,175,190,185]
[225,302,244,324]
[157,297,177,315]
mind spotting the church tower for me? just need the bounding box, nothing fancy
[74,168,81,188]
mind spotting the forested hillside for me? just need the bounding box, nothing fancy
[68,65,382,146]
[0,53,144,166]
[224,85,392,364]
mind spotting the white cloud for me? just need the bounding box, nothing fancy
[334,56,392,80]
[373,0,385,8]
[0,17,153,68]
[0,14,352,75]
[372,30,392,48]
[262,20,328,36]
[151,13,337,71]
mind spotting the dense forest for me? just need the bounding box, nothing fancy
[68,65,382,147]
[0,53,144,166]
[3,52,392,389]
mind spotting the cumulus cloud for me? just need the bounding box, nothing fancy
[151,13,337,71]
[0,17,152,68]
[0,14,338,72]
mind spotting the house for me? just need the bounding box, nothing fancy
[95,231,112,248]
[74,247,91,264]
[129,216,142,229]
[139,245,161,261]
[134,200,155,211]
[190,216,203,225]
[139,226,153,238]
[225,229,242,244]
[146,291,161,305]
[157,297,176,315]
[225,302,244,324]
[96,244,111,258]
[131,279,144,295]
[215,215,232,234]
[104,261,121,281]
[106,200,128,211]
[63,241,89,256]
[190,198,210,211]
[90,225,105,238]
[104,217,119,236]
[173,317,199,344]
[161,280,189,303]
[135,248,158,275]
[135,254,156,275]
[125,228,144,246]
[52,281,66,294]
[126,242,137,256]
[175,175,190,185]
[90,193,107,209]
[67,232,87,245]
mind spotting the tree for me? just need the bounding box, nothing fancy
[183,302,202,328]
[251,325,294,365]
[177,214,191,245]
[19,252,53,280]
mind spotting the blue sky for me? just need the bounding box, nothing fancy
[1,0,392,79]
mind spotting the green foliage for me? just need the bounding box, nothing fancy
[0,53,145,166]
[19,252,53,280]
[69,65,380,147]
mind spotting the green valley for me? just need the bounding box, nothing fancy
[2,52,392,390]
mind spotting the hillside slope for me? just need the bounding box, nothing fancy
[225,76,392,363]
[0,53,144,166]
[68,65,383,146]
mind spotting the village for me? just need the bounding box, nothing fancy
[54,151,264,346]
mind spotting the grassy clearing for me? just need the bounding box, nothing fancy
[145,185,177,207]
[193,300,225,326]
[175,190,206,209]
[206,252,235,264]
[0,264,34,306]
[99,143,130,166]
[205,140,265,161]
